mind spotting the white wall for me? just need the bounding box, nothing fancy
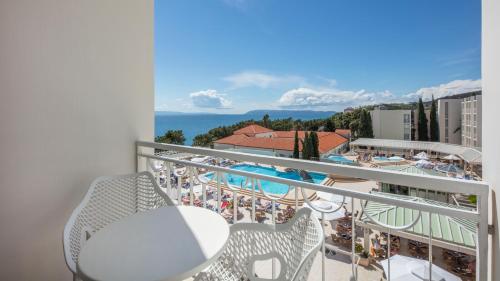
[0,1,154,280]
[371,109,412,140]
[482,0,499,280]
[438,99,462,145]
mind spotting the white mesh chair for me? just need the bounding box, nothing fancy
[63,171,173,279]
[194,208,322,281]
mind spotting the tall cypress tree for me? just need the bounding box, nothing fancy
[302,132,310,160]
[310,132,320,160]
[429,95,439,142]
[365,110,374,138]
[262,114,270,128]
[417,98,429,141]
[293,130,300,159]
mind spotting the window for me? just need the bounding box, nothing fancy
[403,113,410,124]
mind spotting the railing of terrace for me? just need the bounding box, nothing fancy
[136,141,490,281]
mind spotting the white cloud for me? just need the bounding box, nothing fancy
[190,89,232,109]
[278,87,398,109]
[223,71,305,89]
[405,79,481,101]
[277,79,482,109]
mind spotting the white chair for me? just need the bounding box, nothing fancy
[194,208,323,281]
[63,171,173,280]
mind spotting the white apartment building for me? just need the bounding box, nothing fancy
[462,95,482,148]
[370,108,412,140]
[438,99,462,145]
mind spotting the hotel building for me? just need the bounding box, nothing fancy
[370,107,412,140]
[438,98,462,145]
[462,95,482,148]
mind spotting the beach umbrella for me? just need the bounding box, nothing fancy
[388,156,404,161]
[413,152,429,160]
[303,200,345,221]
[439,164,460,174]
[191,156,210,163]
[317,191,352,204]
[181,184,204,194]
[148,159,163,172]
[415,159,434,169]
[443,154,460,161]
[381,255,461,281]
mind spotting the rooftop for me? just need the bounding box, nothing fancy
[215,125,348,154]
[233,124,273,136]
[351,138,482,163]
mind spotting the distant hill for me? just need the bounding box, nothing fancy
[155,111,215,116]
[243,109,336,119]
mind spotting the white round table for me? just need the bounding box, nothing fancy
[77,206,230,281]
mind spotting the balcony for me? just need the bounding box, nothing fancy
[135,141,490,281]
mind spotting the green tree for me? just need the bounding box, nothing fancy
[293,130,300,159]
[325,118,336,132]
[155,130,185,145]
[429,95,439,142]
[301,132,310,160]
[358,109,374,138]
[192,134,213,147]
[310,131,320,160]
[417,98,429,141]
[365,110,374,138]
[262,114,270,128]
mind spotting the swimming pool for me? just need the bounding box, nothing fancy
[325,154,355,165]
[374,156,404,161]
[205,164,326,195]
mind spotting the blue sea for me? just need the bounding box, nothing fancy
[155,110,336,145]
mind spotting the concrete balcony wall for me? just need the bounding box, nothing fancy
[0,0,154,280]
[482,0,500,280]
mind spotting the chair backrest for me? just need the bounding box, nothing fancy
[278,208,322,281]
[226,208,322,281]
[62,171,173,273]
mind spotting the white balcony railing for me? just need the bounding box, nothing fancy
[136,141,490,281]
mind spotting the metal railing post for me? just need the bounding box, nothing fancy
[428,212,433,281]
[351,197,356,281]
[177,171,182,205]
[189,167,194,206]
[233,190,238,223]
[321,212,325,281]
[216,171,221,214]
[165,162,172,197]
[251,178,256,223]
[202,182,207,208]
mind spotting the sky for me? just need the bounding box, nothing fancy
[155,0,481,113]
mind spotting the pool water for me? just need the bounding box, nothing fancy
[373,156,390,161]
[206,164,326,195]
[326,154,354,164]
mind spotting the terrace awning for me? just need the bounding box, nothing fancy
[381,255,461,281]
[359,192,477,252]
[351,138,482,163]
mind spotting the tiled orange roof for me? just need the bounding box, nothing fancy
[271,131,331,138]
[233,124,273,136]
[215,128,348,153]
[214,134,250,145]
[316,133,348,153]
[335,129,351,137]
